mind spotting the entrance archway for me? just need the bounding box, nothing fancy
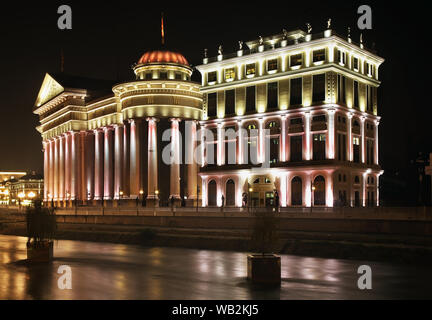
[208,180,217,206]
[313,175,326,206]
[225,179,235,206]
[291,176,302,206]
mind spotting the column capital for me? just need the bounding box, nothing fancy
[374,119,380,126]
[347,112,354,119]
[103,126,115,132]
[326,107,336,115]
[360,116,366,122]
[146,117,159,123]
[169,118,182,123]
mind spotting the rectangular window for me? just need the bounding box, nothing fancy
[366,85,374,112]
[290,77,302,106]
[312,49,326,63]
[159,71,167,80]
[267,82,278,110]
[312,114,326,122]
[207,93,217,117]
[353,136,360,163]
[270,138,279,164]
[290,117,303,125]
[337,133,347,161]
[354,81,359,109]
[221,90,236,118]
[290,54,302,67]
[267,59,278,72]
[175,72,182,80]
[208,71,217,83]
[225,89,235,115]
[246,86,256,113]
[353,57,359,70]
[246,63,256,77]
[337,75,346,104]
[290,136,303,162]
[145,72,152,80]
[224,68,235,82]
[312,74,325,103]
[313,133,326,160]
[337,50,346,64]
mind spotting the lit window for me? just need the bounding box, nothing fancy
[265,178,271,183]
[290,54,302,67]
[246,63,256,77]
[247,124,257,130]
[312,49,326,63]
[268,121,277,128]
[353,137,360,145]
[313,133,326,141]
[267,59,278,72]
[224,68,235,81]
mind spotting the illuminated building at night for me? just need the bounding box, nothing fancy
[0,171,43,206]
[196,26,384,208]
[34,24,384,208]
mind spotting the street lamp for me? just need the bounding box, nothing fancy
[311,185,316,213]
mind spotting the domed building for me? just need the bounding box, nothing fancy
[34,48,203,207]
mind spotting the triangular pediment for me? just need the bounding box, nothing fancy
[34,73,65,108]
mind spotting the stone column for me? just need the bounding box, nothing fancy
[146,117,159,206]
[304,112,311,160]
[70,132,79,201]
[217,122,223,166]
[85,131,95,201]
[104,127,114,200]
[374,120,380,165]
[326,109,336,159]
[258,118,264,163]
[59,135,65,205]
[64,133,71,205]
[129,119,141,198]
[94,129,104,201]
[43,141,49,202]
[54,138,59,202]
[114,125,124,200]
[281,115,287,162]
[169,118,181,205]
[347,113,353,161]
[123,121,130,197]
[237,120,243,165]
[360,116,366,164]
[186,120,198,206]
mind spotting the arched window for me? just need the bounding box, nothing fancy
[291,176,302,206]
[313,175,326,206]
[225,179,235,206]
[208,180,217,206]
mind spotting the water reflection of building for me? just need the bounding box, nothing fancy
[33,24,384,209]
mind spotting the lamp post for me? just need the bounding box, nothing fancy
[248,187,253,214]
[18,192,25,210]
[138,190,144,215]
[311,185,316,213]
[28,191,36,207]
[154,189,159,216]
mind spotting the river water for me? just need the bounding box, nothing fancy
[0,235,430,299]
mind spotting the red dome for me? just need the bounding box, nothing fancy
[138,50,189,66]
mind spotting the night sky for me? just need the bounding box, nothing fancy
[0,1,430,202]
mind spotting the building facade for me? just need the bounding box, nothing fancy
[196,27,384,208]
[34,51,202,207]
[34,25,384,208]
[0,172,43,206]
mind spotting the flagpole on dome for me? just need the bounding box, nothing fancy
[161,12,165,47]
